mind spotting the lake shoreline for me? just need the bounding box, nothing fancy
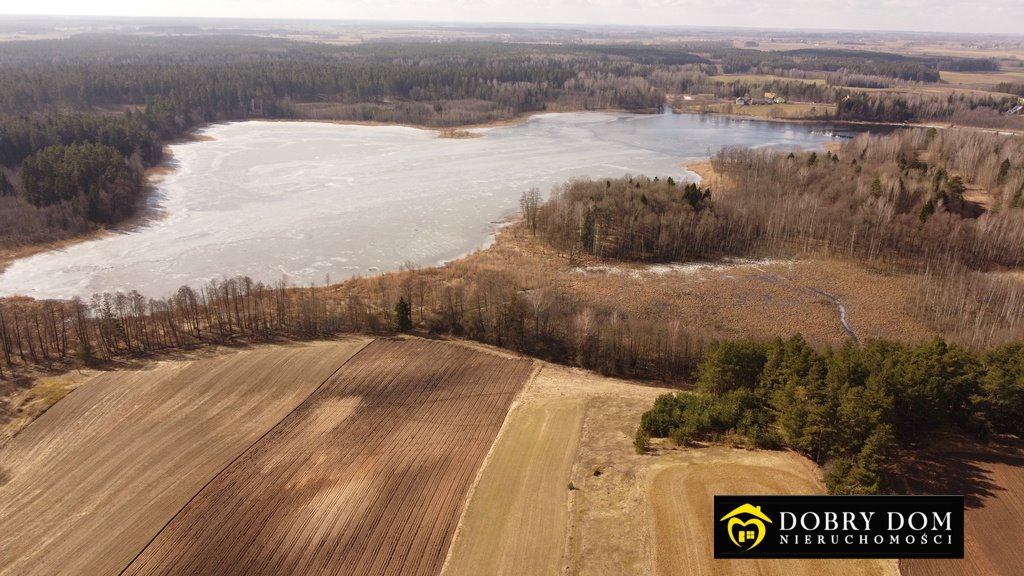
[0,111,835,299]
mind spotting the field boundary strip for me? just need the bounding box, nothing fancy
[115,337,375,576]
[437,359,543,574]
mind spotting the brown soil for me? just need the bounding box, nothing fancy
[124,338,533,576]
[0,366,97,449]
[648,456,896,576]
[902,436,1024,576]
[0,338,369,576]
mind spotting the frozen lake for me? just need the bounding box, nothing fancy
[0,112,836,299]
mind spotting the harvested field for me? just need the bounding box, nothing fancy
[442,396,584,576]
[125,338,533,576]
[648,453,898,576]
[487,363,900,576]
[0,338,369,576]
[902,437,1024,576]
[941,70,1024,87]
[673,101,837,121]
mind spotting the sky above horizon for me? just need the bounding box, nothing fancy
[1,0,1020,35]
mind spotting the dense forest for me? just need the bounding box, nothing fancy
[713,47,949,82]
[638,335,1024,494]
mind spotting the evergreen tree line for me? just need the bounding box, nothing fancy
[639,335,1024,494]
[709,47,997,81]
[0,114,152,247]
[835,91,1024,129]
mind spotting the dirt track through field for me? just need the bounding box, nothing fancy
[442,397,584,576]
[124,338,533,576]
[0,338,369,576]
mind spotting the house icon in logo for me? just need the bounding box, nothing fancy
[720,503,773,551]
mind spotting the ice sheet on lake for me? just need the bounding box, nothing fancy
[0,112,832,300]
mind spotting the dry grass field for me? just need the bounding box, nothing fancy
[423,224,937,351]
[125,338,533,576]
[648,454,896,576]
[565,257,936,348]
[443,362,900,576]
[0,338,369,576]
[0,368,97,448]
[673,101,837,121]
[902,437,1024,576]
[941,70,1024,87]
[560,370,672,576]
[441,362,678,576]
[442,396,584,576]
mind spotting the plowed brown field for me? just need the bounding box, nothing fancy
[124,338,533,576]
[0,338,369,576]
[902,438,1024,576]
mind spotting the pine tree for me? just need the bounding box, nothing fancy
[395,297,412,332]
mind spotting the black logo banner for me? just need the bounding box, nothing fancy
[714,495,964,559]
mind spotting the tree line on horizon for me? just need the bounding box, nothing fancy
[0,34,1014,250]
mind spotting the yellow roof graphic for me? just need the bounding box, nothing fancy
[720,503,773,523]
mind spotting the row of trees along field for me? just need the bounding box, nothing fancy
[0,255,706,382]
[637,335,1024,494]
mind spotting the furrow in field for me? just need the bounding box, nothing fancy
[124,338,533,576]
[0,338,370,576]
